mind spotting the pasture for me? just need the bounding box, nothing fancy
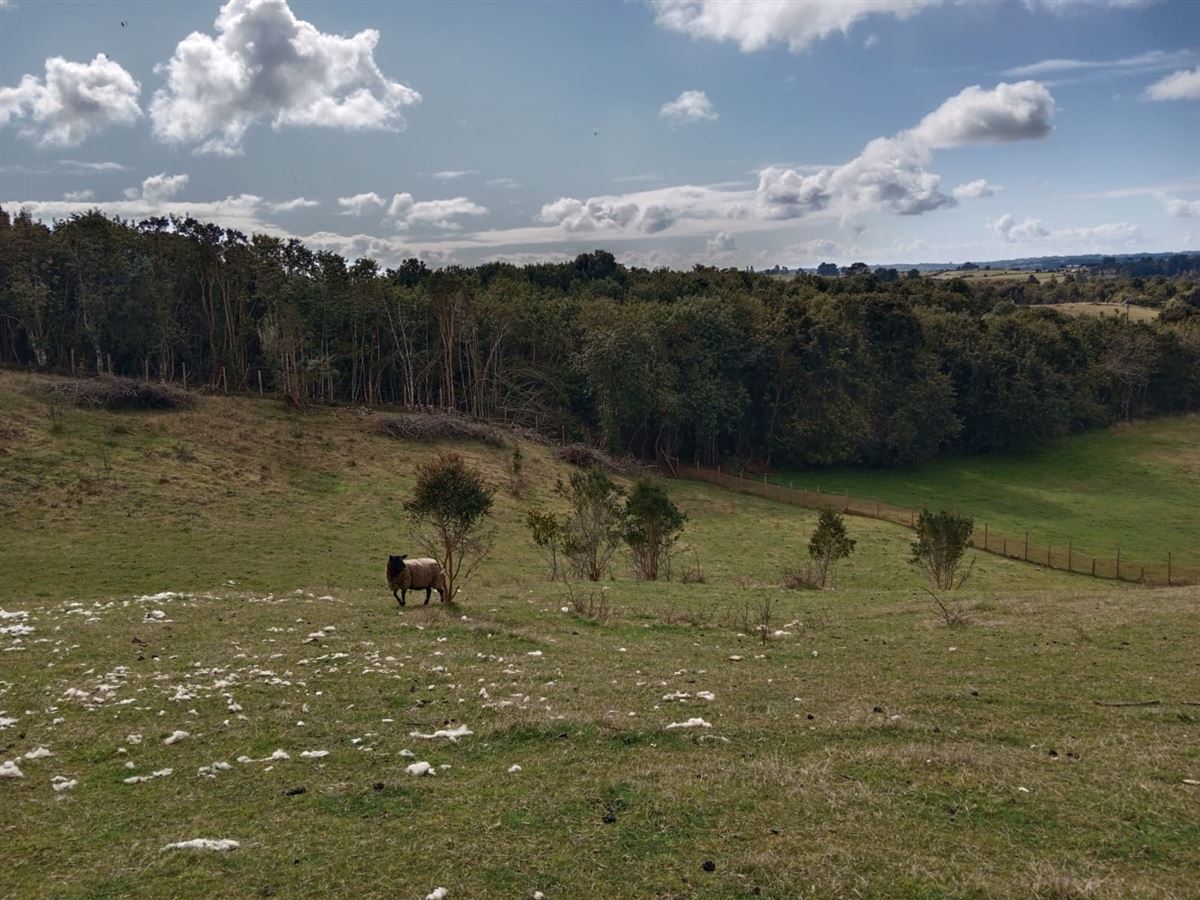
[2,371,1198,899]
[1031,301,1160,322]
[773,416,1200,567]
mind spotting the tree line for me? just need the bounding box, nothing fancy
[2,208,1198,468]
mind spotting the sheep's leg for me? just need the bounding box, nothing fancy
[423,586,432,606]
[395,589,406,607]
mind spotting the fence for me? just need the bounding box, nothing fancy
[672,462,1197,587]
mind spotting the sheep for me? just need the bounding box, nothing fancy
[387,555,448,606]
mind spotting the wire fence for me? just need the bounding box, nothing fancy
[671,462,1196,587]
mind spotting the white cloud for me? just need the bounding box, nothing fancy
[338,192,386,216]
[650,0,940,53]
[149,0,421,155]
[59,159,129,173]
[3,193,291,237]
[706,231,736,253]
[431,170,480,180]
[990,213,1050,242]
[62,189,94,202]
[486,177,521,189]
[269,197,320,212]
[386,193,488,230]
[659,90,718,124]
[952,179,999,200]
[780,238,847,263]
[138,173,189,203]
[990,213,1140,246]
[1003,49,1192,78]
[864,34,879,49]
[907,81,1055,148]
[1145,67,1200,101]
[754,166,832,218]
[1,54,141,146]
[1021,0,1156,14]
[1074,179,1200,199]
[1161,195,1200,217]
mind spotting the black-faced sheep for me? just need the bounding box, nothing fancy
[387,554,448,606]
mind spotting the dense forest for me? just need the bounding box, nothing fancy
[2,208,1198,468]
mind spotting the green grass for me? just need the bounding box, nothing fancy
[773,417,1200,566]
[2,371,1198,899]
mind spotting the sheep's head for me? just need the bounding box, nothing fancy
[388,554,407,573]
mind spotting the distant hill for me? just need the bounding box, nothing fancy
[788,251,1200,275]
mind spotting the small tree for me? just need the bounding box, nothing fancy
[909,507,974,590]
[807,509,856,588]
[404,452,495,601]
[507,444,526,497]
[622,480,686,581]
[525,506,565,581]
[556,468,624,581]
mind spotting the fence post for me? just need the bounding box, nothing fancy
[1003,537,1007,556]
[144,358,150,382]
[1068,541,1072,573]
[1047,545,1052,568]
[984,523,988,551]
[910,509,914,527]
[1168,552,1172,587]
[1116,546,1121,580]
[1024,532,1029,561]
[258,370,264,396]
[70,348,76,375]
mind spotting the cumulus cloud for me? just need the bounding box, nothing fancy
[659,90,718,124]
[338,192,386,216]
[149,0,421,155]
[269,197,320,212]
[136,173,189,203]
[990,213,1050,242]
[1161,195,1200,217]
[990,213,1140,245]
[1,54,141,146]
[755,166,832,218]
[706,231,736,253]
[1145,67,1200,101]
[386,193,488,230]
[907,81,1055,148]
[650,0,940,53]
[952,179,999,200]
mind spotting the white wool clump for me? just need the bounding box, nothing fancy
[0,760,24,778]
[527,650,542,657]
[405,761,435,777]
[52,776,77,792]
[162,839,239,852]
[198,761,232,778]
[399,749,415,758]
[0,716,19,729]
[23,747,52,760]
[136,592,180,603]
[237,749,289,764]
[300,750,329,759]
[426,889,448,900]
[507,764,522,774]
[410,724,473,743]
[124,768,173,784]
[696,691,715,701]
[665,718,711,730]
[163,730,189,745]
[126,733,142,745]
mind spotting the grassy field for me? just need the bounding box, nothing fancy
[1031,302,1159,322]
[928,269,1052,282]
[2,370,1198,899]
[773,417,1200,568]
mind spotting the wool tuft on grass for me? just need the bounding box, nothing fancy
[162,839,239,852]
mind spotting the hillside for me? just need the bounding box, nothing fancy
[2,371,1198,899]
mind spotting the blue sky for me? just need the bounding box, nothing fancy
[1,0,1197,268]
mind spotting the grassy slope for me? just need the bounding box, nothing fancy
[773,417,1200,566]
[1,371,1198,899]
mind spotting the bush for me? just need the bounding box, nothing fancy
[807,510,856,588]
[403,452,495,600]
[376,412,505,446]
[556,468,625,582]
[48,376,194,411]
[555,443,642,475]
[622,480,686,581]
[910,507,975,590]
[525,507,565,581]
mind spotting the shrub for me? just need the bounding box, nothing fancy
[555,443,642,475]
[783,562,823,590]
[508,444,526,497]
[376,412,505,446]
[403,452,495,600]
[622,480,686,581]
[807,509,856,588]
[556,468,625,582]
[910,507,975,590]
[48,375,193,411]
[525,506,565,581]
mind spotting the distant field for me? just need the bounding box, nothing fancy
[1032,301,1159,321]
[928,268,1051,282]
[773,416,1200,566]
